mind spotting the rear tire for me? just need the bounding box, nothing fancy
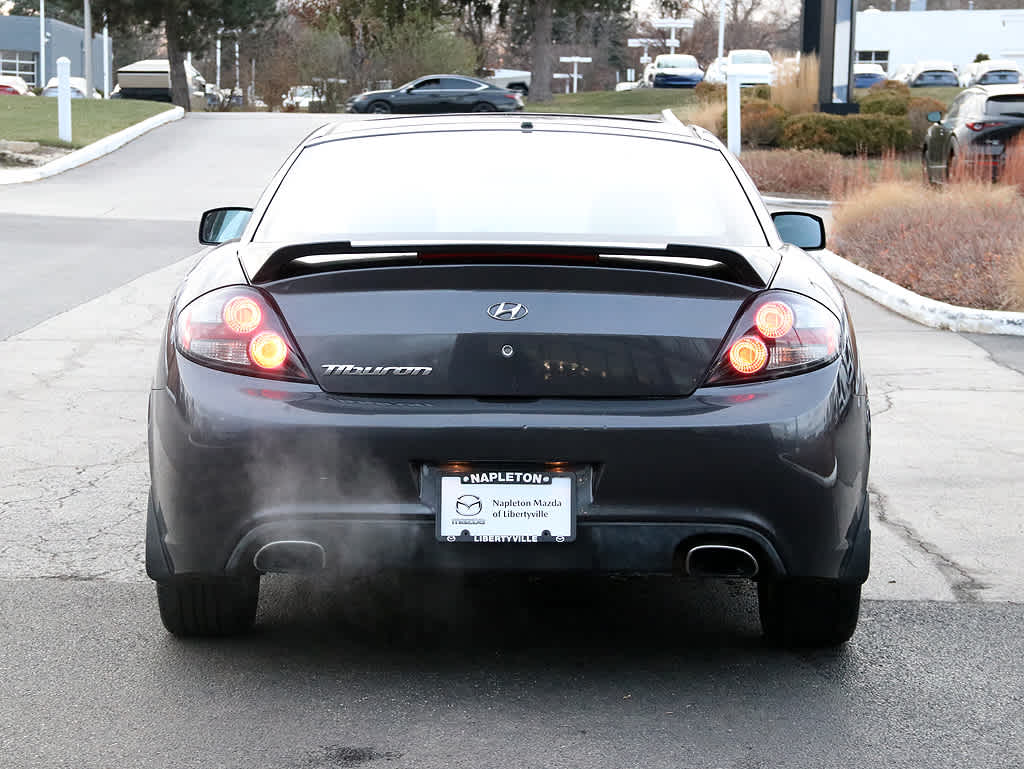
[156,576,260,637]
[758,579,861,648]
[472,102,497,112]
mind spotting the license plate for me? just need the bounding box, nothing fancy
[437,469,575,543]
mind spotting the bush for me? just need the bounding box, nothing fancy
[859,90,909,116]
[716,98,788,147]
[745,84,772,101]
[694,81,725,102]
[907,96,947,148]
[781,112,912,155]
[739,150,858,197]
[833,181,1024,310]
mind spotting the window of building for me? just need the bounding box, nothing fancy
[857,50,890,72]
[0,50,38,86]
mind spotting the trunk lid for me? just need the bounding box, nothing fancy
[265,263,755,397]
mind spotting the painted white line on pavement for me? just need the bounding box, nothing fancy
[0,106,184,186]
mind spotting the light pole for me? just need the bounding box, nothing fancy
[558,56,592,94]
[83,0,93,97]
[718,0,727,60]
[102,18,109,98]
[215,35,221,90]
[38,0,45,88]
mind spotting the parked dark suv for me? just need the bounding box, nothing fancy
[923,84,1024,182]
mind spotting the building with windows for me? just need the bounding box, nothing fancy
[0,15,107,89]
[856,7,1024,76]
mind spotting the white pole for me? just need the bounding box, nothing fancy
[234,39,240,94]
[57,56,71,143]
[727,72,741,155]
[718,0,726,60]
[38,0,46,88]
[572,60,579,93]
[83,0,93,97]
[250,57,255,103]
[215,37,221,89]
[102,21,109,98]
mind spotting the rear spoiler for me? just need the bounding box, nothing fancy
[247,241,769,287]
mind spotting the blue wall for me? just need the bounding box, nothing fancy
[0,15,109,89]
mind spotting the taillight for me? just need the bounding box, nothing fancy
[704,291,841,386]
[175,287,312,381]
[967,121,1007,131]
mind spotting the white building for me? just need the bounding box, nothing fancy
[856,7,1024,75]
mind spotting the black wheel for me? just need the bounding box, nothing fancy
[156,576,260,637]
[472,102,497,112]
[758,579,861,647]
[922,151,932,185]
[368,101,391,114]
[946,150,958,182]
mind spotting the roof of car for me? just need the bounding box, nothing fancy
[969,83,1024,96]
[305,113,707,148]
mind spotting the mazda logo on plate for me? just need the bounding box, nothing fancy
[455,494,483,516]
[487,302,528,321]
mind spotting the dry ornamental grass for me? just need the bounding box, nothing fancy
[832,182,1024,311]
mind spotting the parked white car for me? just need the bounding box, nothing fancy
[907,60,959,88]
[641,54,704,88]
[965,59,1022,87]
[283,85,323,110]
[0,74,31,95]
[725,49,777,86]
[486,68,531,96]
[703,57,727,85]
[41,76,100,99]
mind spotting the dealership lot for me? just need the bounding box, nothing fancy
[1,113,1022,768]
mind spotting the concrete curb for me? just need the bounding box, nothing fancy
[813,248,1024,336]
[0,106,184,185]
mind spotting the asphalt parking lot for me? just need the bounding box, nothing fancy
[1,112,1022,768]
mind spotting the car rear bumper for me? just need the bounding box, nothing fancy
[148,355,870,583]
[653,75,702,88]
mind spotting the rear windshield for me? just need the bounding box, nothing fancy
[255,132,767,248]
[979,71,1020,84]
[731,52,772,65]
[985,96,1024,117]
[915,71,957,85]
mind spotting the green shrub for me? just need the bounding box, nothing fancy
[908,96,947,148]
[717,98,789,147]
[781,113,913,155]
[695,80,725,102]
[859,90,909,115]
[745,84,772,101]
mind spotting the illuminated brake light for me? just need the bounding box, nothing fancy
[249,332,288,369]
[223,296,263,333]
[754,301,794,338]
[728,337,769,374]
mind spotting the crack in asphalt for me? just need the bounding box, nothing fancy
[869,486,986,601]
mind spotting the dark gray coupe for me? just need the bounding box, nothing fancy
[147,114,871,646]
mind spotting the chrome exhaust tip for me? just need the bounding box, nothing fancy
[253,540,326,574]
[685,544,759,578]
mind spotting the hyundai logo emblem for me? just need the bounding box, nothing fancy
[487,302,529,321]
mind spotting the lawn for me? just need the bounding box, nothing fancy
[0,98,174,148]
[526,88,698,115]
